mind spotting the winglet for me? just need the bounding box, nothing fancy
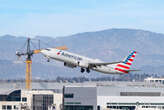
[55,46,68,50]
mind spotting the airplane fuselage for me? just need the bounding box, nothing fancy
[41,48,123,74]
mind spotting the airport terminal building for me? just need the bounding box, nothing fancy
[0,89,62,110]
[1,79,164,110]
[64,81,164,110]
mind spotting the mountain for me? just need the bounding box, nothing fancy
[0,28,164,79]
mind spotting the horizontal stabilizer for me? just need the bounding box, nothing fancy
[126,69,141,72]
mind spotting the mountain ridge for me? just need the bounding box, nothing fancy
[0,28,164,79]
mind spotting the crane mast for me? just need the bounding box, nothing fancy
[26,38,32,90]
[16,38,33,90]
[26,60,32,90]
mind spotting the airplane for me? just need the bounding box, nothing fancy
[40,48,138,74]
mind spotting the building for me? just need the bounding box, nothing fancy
[145,77,164,84]
[64,81,164,110]
[0,89,62,110]
[1,81,164,110]
[64,86,97,110]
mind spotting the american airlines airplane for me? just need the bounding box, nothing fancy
[40,48,138,74]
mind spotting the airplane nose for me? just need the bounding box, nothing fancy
[40,48,52,57]
[40,49,45,53]
[40,50,48,55]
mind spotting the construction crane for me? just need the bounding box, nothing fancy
[16,38,35,90]
[16,38,68,90]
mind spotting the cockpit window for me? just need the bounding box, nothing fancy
[45,48,51,51]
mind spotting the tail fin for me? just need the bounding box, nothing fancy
[114,51,137,74]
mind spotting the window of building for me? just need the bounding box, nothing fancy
[0,90,21,101]
[7,90,21,101]
[0,95,7,101]
[7,105,12,110]
[97,105,100,110]
[107,106,135,110]
[64,93,74,98]
[33,94,53,110]
[2,105,6,110]
[14,105,17,109]
[120,92,161,96]
[64,105,93,110]
[22,97,27,102]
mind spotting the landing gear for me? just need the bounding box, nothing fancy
[81,68,85,73]
[86,68,90,73]
[46,56,50,62]
[47,58,50,62]
[80,68,90,73]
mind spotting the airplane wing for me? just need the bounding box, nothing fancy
[88,61,123,67]
[33,46,68,54]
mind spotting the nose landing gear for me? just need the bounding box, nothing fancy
[47,58,50,62]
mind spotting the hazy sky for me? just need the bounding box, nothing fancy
[0,0,164,37]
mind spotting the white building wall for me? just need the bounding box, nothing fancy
[98,96,164,104]
[0,90,62,110]
[98,96,164,109]
[53,93,63,110]
[0,102,21,110]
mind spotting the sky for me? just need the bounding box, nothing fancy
[0,0,164,37]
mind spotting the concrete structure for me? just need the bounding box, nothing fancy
[64,81,164,110]
[0,89,62,110]
[1,81,164,110]
[64,86,97,110]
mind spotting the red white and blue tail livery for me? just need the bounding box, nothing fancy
[40,48,138,74]
[114,51,137,74]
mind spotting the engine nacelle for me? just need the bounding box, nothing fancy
[64,62,76,68]
[78,61,89,68]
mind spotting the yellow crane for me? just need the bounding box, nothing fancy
[16,38,68,90]
[16,38,33,90]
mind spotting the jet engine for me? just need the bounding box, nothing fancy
[78,61,89,68]
[64,62,76,68]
